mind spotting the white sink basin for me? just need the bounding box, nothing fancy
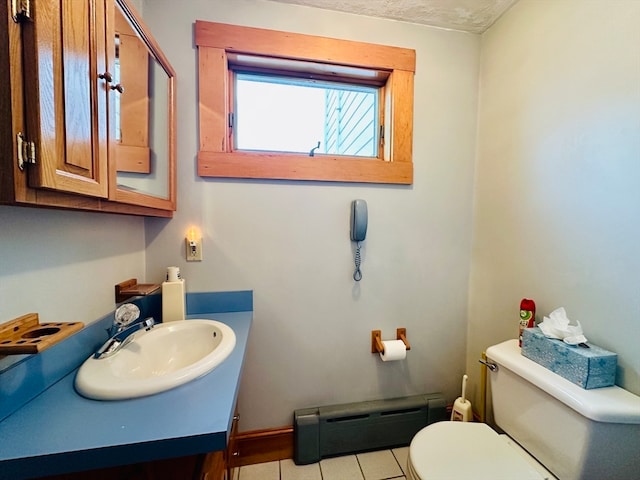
[75,319,236,400]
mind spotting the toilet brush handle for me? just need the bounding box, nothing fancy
[461,374,468,402]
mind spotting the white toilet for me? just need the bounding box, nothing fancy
[407,339,640,480]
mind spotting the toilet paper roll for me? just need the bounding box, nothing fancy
[167,266,180,282]
[380,340,407,362]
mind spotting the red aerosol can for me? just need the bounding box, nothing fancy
[519,298,536,346]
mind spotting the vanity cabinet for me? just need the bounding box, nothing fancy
[35,407,241,480]
[0,0,176,217]
[38,430,237,480]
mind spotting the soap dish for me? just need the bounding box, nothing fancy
[0,313,84,355]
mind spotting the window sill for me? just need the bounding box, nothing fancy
[198,151,413,184]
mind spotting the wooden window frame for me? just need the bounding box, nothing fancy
[195,21,415,184]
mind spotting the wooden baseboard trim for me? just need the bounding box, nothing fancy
[231,426,294,467]
[230,412,486,469]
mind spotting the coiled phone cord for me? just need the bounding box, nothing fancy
[353,242,362,281]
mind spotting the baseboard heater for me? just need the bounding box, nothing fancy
[294,393,447,465]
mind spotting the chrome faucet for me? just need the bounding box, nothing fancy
[94,316,156,360]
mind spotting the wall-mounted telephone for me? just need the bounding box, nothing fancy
[350,199,368,281]
[351,199,368,241]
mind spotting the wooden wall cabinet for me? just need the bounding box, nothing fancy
[0,0,176,217]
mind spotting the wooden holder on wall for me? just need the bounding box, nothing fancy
[371,328,411,354]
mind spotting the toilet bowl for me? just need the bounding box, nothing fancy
[407,422,554,479]
[407,340,640,480]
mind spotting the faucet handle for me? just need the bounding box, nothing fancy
[114,303,140,328]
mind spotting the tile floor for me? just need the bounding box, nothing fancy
[233,447,409,480]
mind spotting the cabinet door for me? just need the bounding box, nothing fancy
[21,0,109,198]
[199,450,226,480]
[107,0,176,212]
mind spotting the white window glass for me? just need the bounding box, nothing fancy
[234,73,378,157]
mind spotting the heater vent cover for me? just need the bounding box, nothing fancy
[294,393,446,465]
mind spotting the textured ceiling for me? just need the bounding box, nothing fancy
[266,0,519,33]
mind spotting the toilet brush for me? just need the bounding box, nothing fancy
[451,374,472,422]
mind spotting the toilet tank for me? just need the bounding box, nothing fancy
[486,339,640,480]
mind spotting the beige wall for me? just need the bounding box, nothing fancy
[0,207,146,327]
[0,0,149,329]
[467,0,640,405]
[142,0,480,431]
[4,0,635,437]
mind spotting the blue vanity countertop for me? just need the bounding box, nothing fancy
[0,292,252,480]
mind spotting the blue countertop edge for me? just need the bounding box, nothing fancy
[0,291,253,480]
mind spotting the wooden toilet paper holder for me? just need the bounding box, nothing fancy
[371,328,411,354]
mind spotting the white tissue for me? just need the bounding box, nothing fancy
[539,307,588,345]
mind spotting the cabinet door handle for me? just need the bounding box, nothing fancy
[98,72,113,82]
[110,83,125,94]
[98,72,123,93]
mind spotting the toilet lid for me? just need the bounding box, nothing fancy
[409,422,547,480]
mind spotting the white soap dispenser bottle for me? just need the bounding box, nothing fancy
[162,266,186,322]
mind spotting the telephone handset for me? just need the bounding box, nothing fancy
[350,200,368,281]
[351,199,368,241]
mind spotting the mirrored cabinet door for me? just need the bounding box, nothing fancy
[108,0,176,211]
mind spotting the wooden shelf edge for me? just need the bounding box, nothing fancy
[115,278,160,303]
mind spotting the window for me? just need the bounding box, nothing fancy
[234,73,379,157]
[195,21,416,184]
